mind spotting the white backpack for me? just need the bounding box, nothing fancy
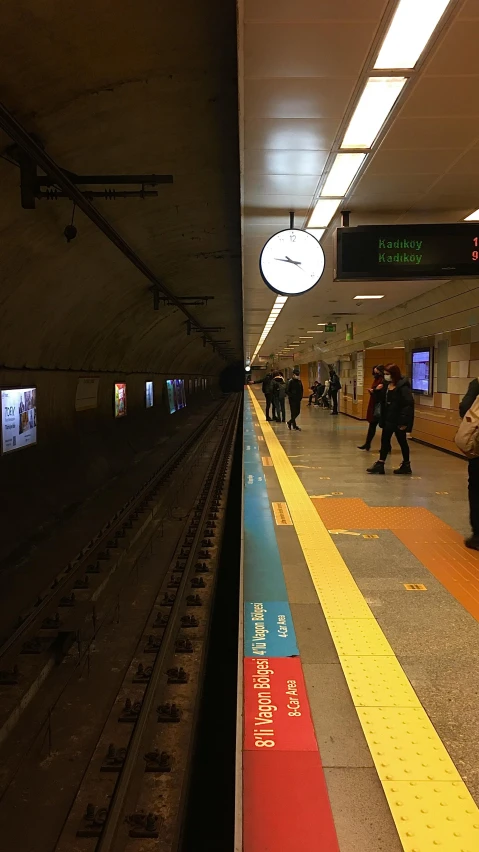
[455,389,479,457]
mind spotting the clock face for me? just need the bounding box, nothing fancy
[259,229,325,296]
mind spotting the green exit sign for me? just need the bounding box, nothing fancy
[324,323,336,333]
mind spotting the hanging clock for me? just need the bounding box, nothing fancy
[259,228,325,296]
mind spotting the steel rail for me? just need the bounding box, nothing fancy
[96,397,240,851]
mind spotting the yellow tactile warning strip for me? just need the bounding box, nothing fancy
[247,388,479,851]
[271,501,293,526]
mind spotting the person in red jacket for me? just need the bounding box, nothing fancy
[358,365,385,451]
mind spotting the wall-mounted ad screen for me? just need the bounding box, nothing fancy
[411,348,433,396]
[145,381,154,408]
[1,387,37,454]
[114,383,127,417]
[166,379,186,414]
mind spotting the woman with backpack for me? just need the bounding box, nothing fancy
[458,378,479,549]
[367,364,414,475]
[358,365,385,451]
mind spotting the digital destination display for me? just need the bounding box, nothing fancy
[1,387,37,454]
[335,224,479,280]
[166,379,186,414]
[411,348,433,396]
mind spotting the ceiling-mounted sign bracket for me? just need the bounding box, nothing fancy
[289,211,295,229]
[154,294,214,310]
[6,146,173,209]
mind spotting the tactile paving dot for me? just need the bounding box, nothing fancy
[328,618,394,656]
[356,708,461,782]
[383,780,479,851]
[340,656,421,707]
[315,583,374,619]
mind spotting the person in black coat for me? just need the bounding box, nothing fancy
[262,373,274,421]
[367,364,414,475]
[459,378,479,549]
[286,368,304,431]
[271,371,287,422]
[328,366,341,415]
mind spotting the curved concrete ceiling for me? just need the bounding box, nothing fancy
[0,1,242,375]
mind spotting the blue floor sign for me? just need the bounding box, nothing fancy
[244,601,299,658]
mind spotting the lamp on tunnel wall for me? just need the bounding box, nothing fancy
[64,203,77,243]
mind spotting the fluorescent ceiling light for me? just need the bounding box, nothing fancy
[308,198,341,228]
[299,336,313,339]
[342,77,406,149]
[375,0,451,70]
[307,330,324,333]
[306,228,325,241]
[465,209,479,221]
[317,323,326,326]
[354,294,385,299]
[321,153,367,197]
[251,295,289,363]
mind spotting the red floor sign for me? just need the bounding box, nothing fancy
[243,656,318,751]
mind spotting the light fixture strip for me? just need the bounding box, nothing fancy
[251,295,288,364]
[374,0,452,71]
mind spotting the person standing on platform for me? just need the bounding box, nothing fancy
[272,371,286,423]
[328,366,341,415]
[459,378,479,549]
[286,367,304,431]
[367,364,414,475]
[262,372,273,421]
[358,365,385,451]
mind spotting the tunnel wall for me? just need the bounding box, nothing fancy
[0,368,219,566]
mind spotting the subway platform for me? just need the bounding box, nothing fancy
[238,385,479,852]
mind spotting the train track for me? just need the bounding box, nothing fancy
[0,395,240,851]
[0,398,230,754]
[51,395,240,851]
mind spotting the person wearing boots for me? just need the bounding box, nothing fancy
[328,366,341,415]
[286,367,304,431]
[367,364,414,475]
[459,378,479,549]
[262,372,274,421]
[272,371,287,422]
[358,365,385,451]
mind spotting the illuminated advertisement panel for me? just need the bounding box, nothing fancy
[114,383,127,417]
[1,387,37,455]
[166,379,186,414]
[145,381,154,408]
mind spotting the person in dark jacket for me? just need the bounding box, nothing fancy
[262,372,274,421]
[308,381,319,406]
[272,371,287,422]
[367,364,414,475]
[328,366,341,415]
[459,378,479,548]
[358,365,385,451]
[286,368,304,431]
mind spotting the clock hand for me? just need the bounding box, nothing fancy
[285,255,306,271]
[274,256,303,267]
